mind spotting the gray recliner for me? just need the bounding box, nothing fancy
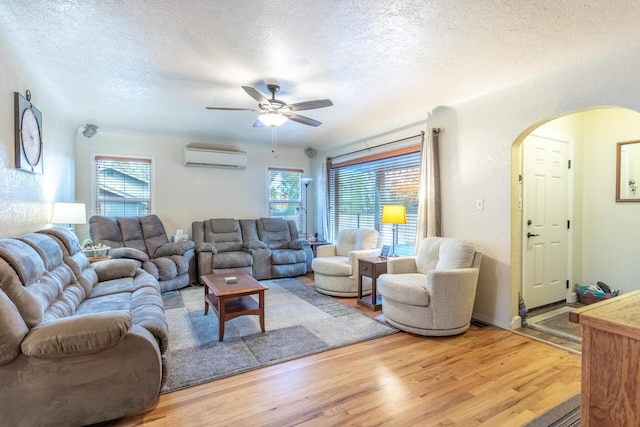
[89,214,196,292]
[230,218,311,280]
[192,218,254,282]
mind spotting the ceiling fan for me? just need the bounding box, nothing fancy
[206,84,333,128]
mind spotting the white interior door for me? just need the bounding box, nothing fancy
[522,134,570,309]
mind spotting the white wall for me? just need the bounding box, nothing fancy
[426,45,640,329]
[581,109,640,294]
[0,34,76,237]
[75,129,312,240]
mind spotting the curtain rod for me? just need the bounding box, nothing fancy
[328,131,425,161]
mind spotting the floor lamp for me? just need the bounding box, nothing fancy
[381,205,406,257]
[301,177,313,238]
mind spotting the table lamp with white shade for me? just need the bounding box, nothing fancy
[51,202,87,232]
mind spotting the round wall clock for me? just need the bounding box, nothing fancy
[14,90,44,174]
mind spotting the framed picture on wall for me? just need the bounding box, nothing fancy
[379,245,390,258]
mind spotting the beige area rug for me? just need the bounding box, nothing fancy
[161,278,398,393]
[526,306,582,344]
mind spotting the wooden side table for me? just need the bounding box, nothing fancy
[357,257,387,311]
[309,240,331,257]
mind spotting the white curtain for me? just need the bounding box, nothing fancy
[416,128,441,241]
[318,156,330,240]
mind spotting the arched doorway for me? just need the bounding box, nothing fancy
[511,107,640,322]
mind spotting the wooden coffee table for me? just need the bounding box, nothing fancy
[201,272,268,342]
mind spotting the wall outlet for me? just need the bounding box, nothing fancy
[476,199,484,210]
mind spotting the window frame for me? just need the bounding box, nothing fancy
[266,167,305,232]
[328,145,421,256]
[91,153,156,217]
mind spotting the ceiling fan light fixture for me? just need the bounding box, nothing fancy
[258,111,288,127]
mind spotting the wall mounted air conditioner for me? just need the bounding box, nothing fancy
[183,145,247,169]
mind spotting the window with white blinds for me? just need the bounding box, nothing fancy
[329,147,421,256]
[268,167,303,231]
[94,156,152,217]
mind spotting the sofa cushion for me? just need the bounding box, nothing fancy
[213,251,253,269]
[0,289,29,366]
[271,249,306,265]
[335,229,357,257]
[117,217,147,252]
[436,240,476,270]
[148,257,178,281]
[21,311,132,358]
[379,273,430,306]
[110,247,150,262]
[88,215,125,248]
[258,218,292,249]
[311,256,351,276]
[354,229,379,251]
[415,237,445,274]
[0,238,86,327]
[261,217,287,232]
[92,259,140,282]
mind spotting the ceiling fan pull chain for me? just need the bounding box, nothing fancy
[271,127,278,157]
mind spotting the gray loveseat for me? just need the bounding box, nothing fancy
[89,214,196,291]
[193,217,312,281]
[0,227,168,427]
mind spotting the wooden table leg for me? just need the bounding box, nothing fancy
[259,290,265,333]
[218,295,226,342]
[204,285,209,315]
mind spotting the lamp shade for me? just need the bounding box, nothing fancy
[258,112,288,127]
[381,205,406,225]
[51,202,87,225]
[301,177,313,186]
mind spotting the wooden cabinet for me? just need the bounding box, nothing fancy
[570,290,640,426]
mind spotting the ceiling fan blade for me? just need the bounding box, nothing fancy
[205,107,259,111]
[242,86,270,104]
[283,112,321,127]
[287,99,333,111]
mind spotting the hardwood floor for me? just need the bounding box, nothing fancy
[101,274,581,427]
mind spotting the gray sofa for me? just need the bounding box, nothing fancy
[0,227,168,427]
[89,214,196,292]
[193,217,312,281]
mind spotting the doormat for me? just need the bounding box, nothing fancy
[526,306,582,344]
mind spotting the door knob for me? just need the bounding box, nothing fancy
[527,232,540,238]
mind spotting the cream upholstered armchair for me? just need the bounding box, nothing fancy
[378,237,482,336]
[311,228,381,297]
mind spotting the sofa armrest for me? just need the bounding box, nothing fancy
[21,311,132,358]
[426,268,480,305]
[194,242,217,255]
[316,244,337,258]
[426,268,480,327]
[348,249,382,271]
[92,259,141,282]
[288,238,310,250]
[243,240,268,250]
[154,240,196,257]
[110,247,150,262]
[387,256,418,274]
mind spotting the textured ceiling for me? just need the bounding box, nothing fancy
[3,1,640,151]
